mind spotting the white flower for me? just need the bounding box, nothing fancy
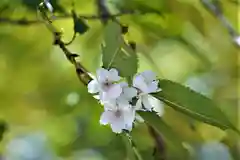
[148,96,164,116]
[133,71,161,111]
[88,68,122,101]
[44,0,53,12]
[118,82,138,102]
[99,85,137,133]
[100,99,136,133]
[134,96,164,126]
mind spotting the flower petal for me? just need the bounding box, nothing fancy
[100,111,112,125]
[96,68,109,83]
[147,80,159,93]
[142,95,153,111]
[120,82,128,88]
[141,70,157,82]
[110,123,123,133]
[135,99,143,110]
[105,84,122,99]
[122,87,138,100]
[110,117,125,133]
[87,80,100,93]
[133,75,149,93]
[148,97,165,117]
[123,108,135,131]
[108,68,121,82]
[103,101,117,110]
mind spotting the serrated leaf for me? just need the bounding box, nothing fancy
[102,21,138,79]
[72,10,89,34]
[138,111,189,159]
[152,80,239,134]
[102,21,122,64]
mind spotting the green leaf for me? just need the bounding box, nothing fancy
[166,0,205,35]
[72,10,89,34]
[102,21,138,79]
[152,80,239,134]
[138,111,189,159]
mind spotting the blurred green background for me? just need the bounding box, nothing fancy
[0,0,239,159]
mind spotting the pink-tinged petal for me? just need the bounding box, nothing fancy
[96,68,109,83]
[116,98,130,108]
[141,70,157,82]
[122,87,137,100]
[110,124,123,133]
[123,109,135,131]
[106,84,122,99]
[142,95,153,111]
[103,101,117,111]
[133,75,149,93]
[110,119,125,133]
[87,80,100,93]
[99,91,110,102]
[100,111,112,125]
[147,81,159,93]
[108,68,121,82]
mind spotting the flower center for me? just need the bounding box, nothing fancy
[104,81,111,86]
[114,110,122,118]
[102,80,112,91]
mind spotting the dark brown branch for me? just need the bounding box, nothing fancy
[53,31,92,85]
[37,7,93,85]
[0,10,137,26]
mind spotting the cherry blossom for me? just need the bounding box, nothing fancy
[133,71,161,111]
[88,68,122,102]
[99,83,137,133]
[88,68,164,133]
[100,99,136,133]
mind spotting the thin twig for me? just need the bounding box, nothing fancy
[37,7,92,85]
[64,32,77,46]
[0,10,138,26]
[200,0,240,47]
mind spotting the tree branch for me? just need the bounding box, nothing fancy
[0,10,137,26]
[200,0,240,47]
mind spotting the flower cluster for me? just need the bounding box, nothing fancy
[88,68,162,133]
